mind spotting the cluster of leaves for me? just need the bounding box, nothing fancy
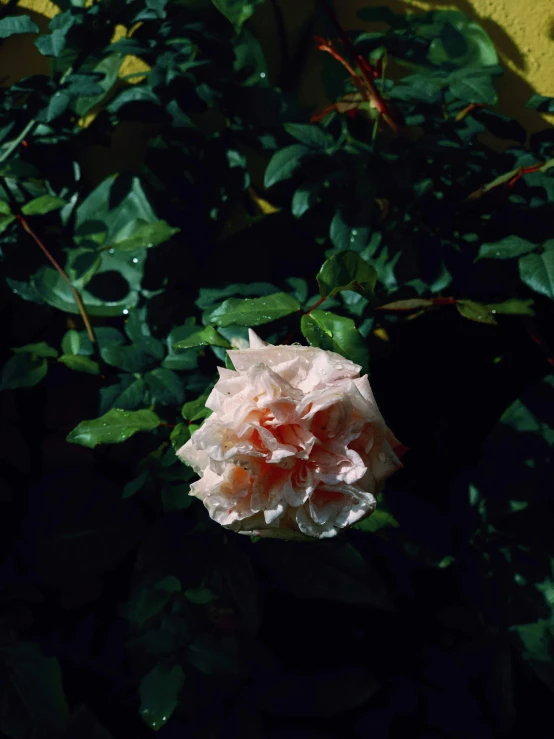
[1,0,554,736]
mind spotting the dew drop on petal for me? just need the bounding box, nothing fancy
[260,72,266,79]
[108,248,115,254]
[122,308,129,315]
[132,257,138,263]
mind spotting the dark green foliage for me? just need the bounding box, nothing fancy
[1,0,554,736]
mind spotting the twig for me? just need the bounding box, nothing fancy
[305,295,327,313]
[318,0,400,132]
[0,119,37,165]
[466,158,554,201]
[0,177,95,343]
[15,214,96,343]
[523,317,554,369]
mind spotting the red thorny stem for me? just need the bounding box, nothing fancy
[318,0,400,132]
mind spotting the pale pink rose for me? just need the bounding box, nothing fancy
[177,330,403,539]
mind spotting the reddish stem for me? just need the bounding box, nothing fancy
[15,214,96,344]
[306,295,327,313]
[523,318,554,369]
[319,0,399,131]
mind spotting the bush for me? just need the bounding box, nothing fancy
[1,1,553,736]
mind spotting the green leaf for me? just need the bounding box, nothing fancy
[32,266,139,318]
[139,664,185,731]
[317,251,377,299]
[74,54,123,116]
[99,376,147,414]
[58,354,100,374]
[100,345,158,372]
[478,235,538,260]
[184,588,217,605]
[258,541,392,609]
[181,395,211,422]
[173,326,231,350]
[186,634,241,675]
[527,94,554,113]
[112,220,180,251]
[13,342,58,358]
[354,509,400,532]
[511,621,554,692]
[210,292,300,327]
[2,642,69,732]
[301,310,369,369]
[0,212,15,233]
[122,470,150,499]
[292,182,320,217]
[162,483,194,511]
[485,299,535,316]
[124,309,165,359]
[449,72,497,104]
[211,0,265,30]
[378,298,434,311]
[145,368,185,406]
[264,144,311,188]
[21,195,66,216]
[67,409,161,448]
[283,123,330,149]
[329,212,370,252]
[61,329,81,355]
[456,300,497,324]
[130,576,182,628]
[170,423,190,452]
[1,353,48,390]
[0,15,39,38]
[519,242,554,300]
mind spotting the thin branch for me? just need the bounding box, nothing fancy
[306,295,327,313]
[318,0,400,132]
[466,158,554,201]
[523,318,554,370]
[15,213,96,343]
[0,119,37,164]
[0,177,95,342]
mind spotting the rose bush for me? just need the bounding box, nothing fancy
[178,330,402,539]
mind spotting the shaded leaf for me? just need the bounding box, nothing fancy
[13,342,58,358]
[478,235,538,260]
[264,144,311,188]
[457,300,497,324]
[2,642,69,732]
[257,541,392,609]
[139,664,185,731]
[1,353,47,390]
[58,354,100,374]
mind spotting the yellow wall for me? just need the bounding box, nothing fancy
[1,0,553,135]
